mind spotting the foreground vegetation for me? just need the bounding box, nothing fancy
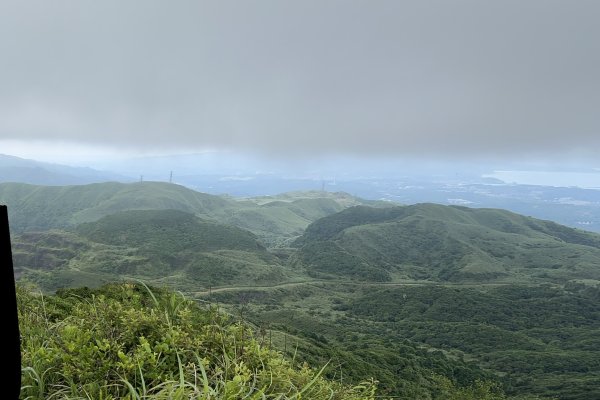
[19,283,378,399]
[19,283,515,399]
[210,281,600,399]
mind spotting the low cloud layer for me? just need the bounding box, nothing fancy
[1,1,599,159]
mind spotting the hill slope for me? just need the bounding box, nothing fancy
[293,204,600,283]
[0,182,382,245]
[0,181,234,233]
[14,209,296,291]
[0,153,127,185]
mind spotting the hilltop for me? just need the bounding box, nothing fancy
[292,203,600,283]
[0,153,127,185]
[0,181,234,232]
[0,181,381,245]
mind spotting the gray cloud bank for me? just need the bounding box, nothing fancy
[1,0,599,159]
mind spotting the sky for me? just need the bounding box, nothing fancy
[1,1,599,163]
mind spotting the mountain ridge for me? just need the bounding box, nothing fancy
[293,203,600,283]
[0,181,382,246]
[0,153,129,185]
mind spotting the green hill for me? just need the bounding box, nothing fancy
[0,181,234,233]
[0,153,127,185]
[14,209,298,292]
[247,190,389,207]
[293,203,600,283]
[220,280,600,399]
[225,191,392,246]
[0,182,380,246]
[224,197,347,245]
[76,209,264,253]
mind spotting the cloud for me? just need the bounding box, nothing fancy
[0,0,599,159]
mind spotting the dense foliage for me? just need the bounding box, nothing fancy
[209,283,517,399]
[14,210,290,292]
[342,284,600,399]
[293,203,600,283]
[19,283,378,399]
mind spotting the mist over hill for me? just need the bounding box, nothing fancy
[0,154,129,185]
[3,153,600,234]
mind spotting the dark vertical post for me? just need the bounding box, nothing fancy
[0,206,21,399]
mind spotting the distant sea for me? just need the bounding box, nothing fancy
[485,171,600,189]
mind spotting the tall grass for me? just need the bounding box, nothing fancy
[18,283,377,399]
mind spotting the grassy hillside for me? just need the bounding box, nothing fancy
[224,197,347,246]
[204,282,508,399]
[227,191,393,246]
[18,283,380,399]
[0,182,379,246]
[14,209,299,292]
[76,209,264,253]
[0,153,127,185]
[0,181,234,233]
[247,190,390,207]
[205,280,600,399]
[293,204,600,283]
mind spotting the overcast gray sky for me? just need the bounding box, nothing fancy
[1,0,599,161]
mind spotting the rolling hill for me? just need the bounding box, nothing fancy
[292,203,600,283]
[13,209,298,291]
[0,153,128,185]
[0,181,380,245]
[0,181,235,233]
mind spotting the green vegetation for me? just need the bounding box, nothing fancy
[341,284,600,399]
[0,181,234,232]
[15,209,298,292]
[0,182,378,245]
[293,204,600,283]
[205,283,499,398]
[207,280,591,399]
[10,183,600,399]
[19,283,378,399]
[76,209,264,253]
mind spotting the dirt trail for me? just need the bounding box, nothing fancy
[191,279,518,297]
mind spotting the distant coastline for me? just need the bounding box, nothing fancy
[485,170,600,189]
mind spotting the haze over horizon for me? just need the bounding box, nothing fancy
[1,1,599,165]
